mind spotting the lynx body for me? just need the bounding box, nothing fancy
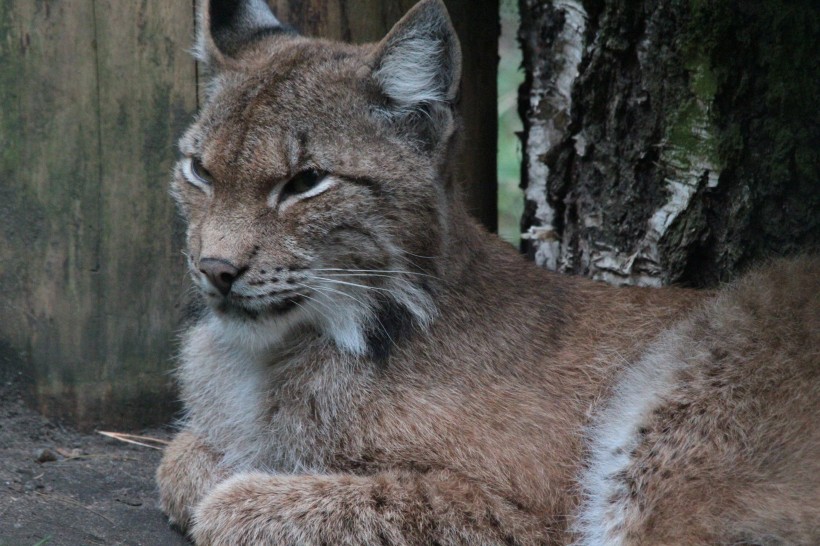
[157,1,820,544]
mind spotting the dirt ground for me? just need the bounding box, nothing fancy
[0,380,190,546]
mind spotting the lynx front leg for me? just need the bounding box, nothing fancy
[190,470,544,545]
[156,430,229,531]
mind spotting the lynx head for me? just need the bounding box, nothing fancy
[172,0,462,356]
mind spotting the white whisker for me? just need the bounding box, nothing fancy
[310,276,403,296]
[395,248,438,260]
[297,281,371,310]
[294,281,371,354]
[298,282,398,353]
[310,272,421,290]
[298,293,336,324]
[312,268,440,280]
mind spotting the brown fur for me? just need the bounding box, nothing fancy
[156,1,820,544]
[603,258,820,545]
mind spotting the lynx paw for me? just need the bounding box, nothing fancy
[190,472,386,545]
[156,431,227,531]
[190,472,300,545]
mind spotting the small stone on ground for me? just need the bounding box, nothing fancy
[0,380,189,546]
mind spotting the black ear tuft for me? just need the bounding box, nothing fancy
[197,0,296,65]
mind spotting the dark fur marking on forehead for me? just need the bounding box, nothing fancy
[222,81,294,170]
[295,132,310,165]
[344,176,384,199]
[297,132,309,150]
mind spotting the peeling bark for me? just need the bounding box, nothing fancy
[519,0,586,270]
[520,0,820,287]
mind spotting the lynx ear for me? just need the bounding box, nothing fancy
[196,0,294,65]
[371,0,462,113]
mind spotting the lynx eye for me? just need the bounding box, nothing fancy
[270,169,335,211]
[191,157,214,184]
[279,169,329,202]
[282,169,326,198]
[183,156,214,191]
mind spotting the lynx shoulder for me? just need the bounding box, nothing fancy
[156,0,820,544]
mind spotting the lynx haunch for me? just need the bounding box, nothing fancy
[156,1,820,544]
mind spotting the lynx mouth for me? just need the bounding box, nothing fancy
[210,292,306,319]
[264,295,304,314]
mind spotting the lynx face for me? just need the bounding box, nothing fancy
[171,0,461,354]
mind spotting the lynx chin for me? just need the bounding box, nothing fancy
[156,0,820,544]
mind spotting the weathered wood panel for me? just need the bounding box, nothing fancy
[269,0,499,230]
[92,2,198,424]
[0,0,105,423]
[0,1,197,429]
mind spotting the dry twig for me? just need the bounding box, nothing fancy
[96,431,169,450]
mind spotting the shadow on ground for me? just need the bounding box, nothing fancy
[0,380,189,546]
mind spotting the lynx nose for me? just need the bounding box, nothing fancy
[199,258,241,296]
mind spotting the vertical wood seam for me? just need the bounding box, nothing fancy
[337,0,351,42]
[193,0,200,111]
[90,0,104,367]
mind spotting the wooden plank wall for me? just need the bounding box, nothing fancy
[0,1,196,430]
[0,0,497,430]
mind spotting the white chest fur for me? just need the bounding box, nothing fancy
[179,316,277,469]
[177,314,367,472]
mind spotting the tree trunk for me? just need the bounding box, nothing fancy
[519,0,819,287]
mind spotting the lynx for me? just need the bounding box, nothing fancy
[156,0,820,544]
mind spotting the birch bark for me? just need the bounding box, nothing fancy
[520,0,819,287]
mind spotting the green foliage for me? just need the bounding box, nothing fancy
[498,1,525,246]
[664,53,720,172]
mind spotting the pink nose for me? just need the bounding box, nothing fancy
[199,258,240,296]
